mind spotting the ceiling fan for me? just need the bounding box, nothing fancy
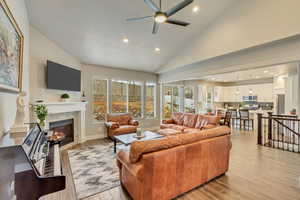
[126,0,194,34]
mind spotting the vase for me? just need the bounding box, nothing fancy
[39,120,46,130]
[61,98,69,102]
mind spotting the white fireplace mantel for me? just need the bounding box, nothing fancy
[32,101,88,144]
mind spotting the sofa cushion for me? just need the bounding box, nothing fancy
[183,128,201,134]
[158,128,181,136]
[172,112,184,125]
[129,126,231,163]
[182,113,198,128]
[170,125,185,132]
[107,113,133,125]
[195,115,203,129]
[160,124,175,129]
[203,115,221,125]
[112,125,137,135]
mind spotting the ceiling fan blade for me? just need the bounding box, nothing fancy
[144,0,160,12]
[166,19,190,26]
[126,16,153,22]
[166,0,193,17]
[152,22,159,34]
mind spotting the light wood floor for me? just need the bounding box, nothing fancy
[43,130,300,200]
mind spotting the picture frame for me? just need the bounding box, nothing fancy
[0,0,24,93]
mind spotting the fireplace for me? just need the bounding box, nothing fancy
[49,119,74,146]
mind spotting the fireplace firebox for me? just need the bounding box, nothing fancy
[49,119,74,146]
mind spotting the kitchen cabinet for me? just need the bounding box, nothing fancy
[214,84,273,102]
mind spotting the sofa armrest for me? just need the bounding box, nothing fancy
[104,121,120,129]
[162,119,174,124]
[117,150,143,180]
[129,119,139,126]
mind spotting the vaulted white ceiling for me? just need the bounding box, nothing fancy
[25,0,236,72]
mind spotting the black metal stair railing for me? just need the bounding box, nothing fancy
[257,112,300,153]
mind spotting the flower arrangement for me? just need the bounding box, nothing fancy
[34,104,48,128]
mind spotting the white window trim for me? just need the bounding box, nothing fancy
[92,78,108,124]
[145,83,157,119]
[184,86,196,113]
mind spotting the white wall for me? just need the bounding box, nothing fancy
[29,26,82,103]
[285,73,298,114]
[82,64,159,139]
[159,0,300,74]
[0,0,29,136]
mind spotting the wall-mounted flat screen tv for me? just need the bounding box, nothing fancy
[46,60,81,92]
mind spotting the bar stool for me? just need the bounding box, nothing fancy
[220,111,232,127]
[239,109,254,130]
[229,109,240,128]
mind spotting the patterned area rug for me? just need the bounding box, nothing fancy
[68,144,120,199]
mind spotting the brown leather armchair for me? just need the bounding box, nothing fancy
[105,113,139,140]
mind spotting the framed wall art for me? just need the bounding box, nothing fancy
[0,0,24,92]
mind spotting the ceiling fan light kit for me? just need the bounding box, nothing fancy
[127,0,194,34]
[154,12,167,23]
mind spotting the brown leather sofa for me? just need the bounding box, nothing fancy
[117,126,231,200]
[104,113,139,140]
[161,112,221,134]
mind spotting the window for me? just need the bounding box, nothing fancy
[93,79,107,122]
[163,86,180,119]
[206,86,214,109]
[184,87,195,113]
[112,80,127,113]
[198,85,205,113]
[128,81,142,118]
[146,83,156,118]
[93,79,156,121]
[163,86,173,119]
[172,87,180,113]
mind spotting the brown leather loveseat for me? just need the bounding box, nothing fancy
[105,113,139,140]
[117,126,231,200]
[161,112,221,134]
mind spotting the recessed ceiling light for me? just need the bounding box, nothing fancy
[193,6,199,13]
[123,37,129,43]
[264,70,269,73]
[155,47,160,52]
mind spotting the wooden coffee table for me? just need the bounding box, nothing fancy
[113,131,164,153]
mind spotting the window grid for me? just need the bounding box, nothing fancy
[93,79,156,122]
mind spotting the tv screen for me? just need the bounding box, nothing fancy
[46,60,81,92]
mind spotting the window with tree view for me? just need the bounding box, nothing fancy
[128,81,142,118]
[112,80,127,113]
[163,86,173,119]
[146,83,155,118]
[184,87,195,113]
[172,87,180,113]
[93,79,107,122]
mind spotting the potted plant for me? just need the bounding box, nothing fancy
[34,104,48,129]
[61,93,70,102]
[290,108,297,115]
[206,108,213,115]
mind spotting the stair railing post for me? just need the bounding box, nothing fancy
[257,113,263,145]
[268,112,273,142]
